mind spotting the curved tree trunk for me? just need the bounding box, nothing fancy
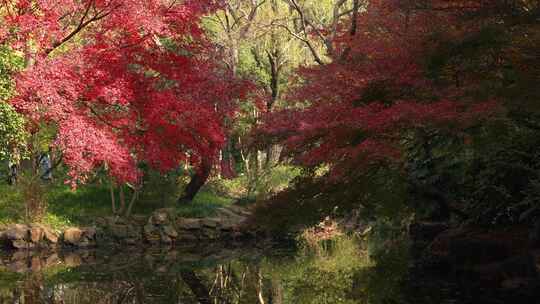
[178,158,213,204]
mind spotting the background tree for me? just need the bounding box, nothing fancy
[0,45,26,163]
[204,0,326,199]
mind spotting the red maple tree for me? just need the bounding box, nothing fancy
[258,0,499,178]
[2,0,248,187]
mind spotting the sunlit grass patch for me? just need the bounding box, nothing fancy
[175,189,234,218]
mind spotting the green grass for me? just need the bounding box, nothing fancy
[0,164,301,228]
[47,184,116,227]
[0,183,25,227]
[0,182,115,229]
[176,189,234,218]
[0,179,236,229]
[215,165,302,201]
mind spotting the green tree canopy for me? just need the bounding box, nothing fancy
[0,46,27,160]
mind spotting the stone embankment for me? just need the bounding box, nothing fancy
[0,205,254,250]
[0,223,66,250]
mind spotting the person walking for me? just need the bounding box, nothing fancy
[7,148,20,185]
[40,152,52,181]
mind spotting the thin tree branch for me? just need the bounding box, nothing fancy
[45,2,121,54]
[271,22,324,65]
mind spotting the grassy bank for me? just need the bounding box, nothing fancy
[0,164,299,230]
[0,182,234,230]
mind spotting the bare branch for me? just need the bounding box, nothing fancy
[239,0,267,38]
[46,2,121,55]
[339,0,360,61]
[271,21,324,64]
[278,0,325,64]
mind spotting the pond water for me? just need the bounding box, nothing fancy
[0,238,490,303]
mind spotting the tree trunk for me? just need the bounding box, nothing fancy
[264,48,282,170]
[178,158,213,204]
[118,185,126,215]
[221,138,236,179]
[266,144,282,169]
[110,182,117,215]
[125,186,140,218]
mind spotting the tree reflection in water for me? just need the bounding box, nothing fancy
[0,237,410,304]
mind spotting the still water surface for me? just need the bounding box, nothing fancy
[0,238,470,303]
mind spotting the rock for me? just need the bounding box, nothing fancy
[160,234,173,244]
[163,225,178,238]
[144,224,160,243]
[4,224,29,240]
[109,225,129,239]
[144,224,157,235]
[151,208,175,225]
[145,235,160,244]
[201,228,219,240]
[227,205,252,217]
[108,216,127,225]
[125,238,138,245]
[220,220,237,231]
[126,225,139,238]
[177,218,201,230]
[152,213,168,225]
[63,228,83,245]
[94,217,107,226]
[130,215,147,225]
[201,218,220,228]
[82,227,97,240]
[43,227,59,244]
[216,207,246,220]
[103,216,117,225]
[29,225,44,243]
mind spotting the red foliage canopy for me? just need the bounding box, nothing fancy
[259,0,499,176]
[2,0,248,185]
